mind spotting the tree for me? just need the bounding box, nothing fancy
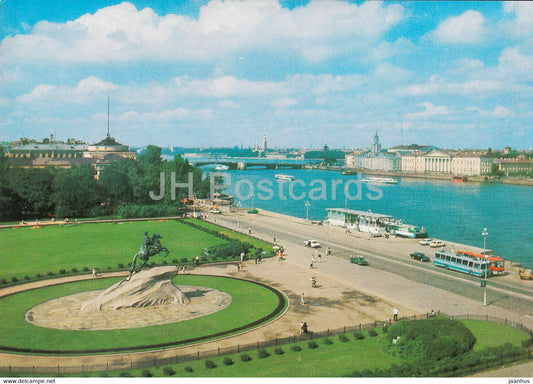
[53,165,100,218]
[98,158,136,208]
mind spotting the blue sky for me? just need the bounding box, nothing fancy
[0,1,531,149]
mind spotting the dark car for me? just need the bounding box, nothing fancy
[410,252,430,262]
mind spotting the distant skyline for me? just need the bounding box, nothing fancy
[0,1,532,149]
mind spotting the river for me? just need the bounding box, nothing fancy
[215,169,533,269]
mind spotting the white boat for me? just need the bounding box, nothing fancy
[361,177,398,184]
[325,208,428,239]
[214,164,229,171]
[275,174,296,181]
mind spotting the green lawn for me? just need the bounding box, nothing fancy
[0,220,227,281]
[460,319,531,351]
[86,330,402,378]
[0,275,285,353]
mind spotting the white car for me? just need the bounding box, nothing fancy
[210,208,221,214]
[430,240,445,248]
[304,240,321,248]
[419,238,433,246]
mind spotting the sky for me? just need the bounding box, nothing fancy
[0,1,532,150]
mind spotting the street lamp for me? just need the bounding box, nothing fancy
[305,201,310,224]
[237,202,241,228]
[482,228,488,306]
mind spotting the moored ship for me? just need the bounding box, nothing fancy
[324,208,428,238]
[361,176,398,184]
[275,174,296,181]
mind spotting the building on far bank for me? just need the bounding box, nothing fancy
[401,150,493,176]
[451,153,493,176]
[6,132,136,178]
[345,131,400,172]
[494,154,533,175]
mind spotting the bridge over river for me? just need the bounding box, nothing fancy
[188,157,317,170]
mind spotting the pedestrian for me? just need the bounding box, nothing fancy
[194,256,199,266]
[248,227,252,234]
[255,254,258,264]
[238,262,243,272]
[393,308,399,321]
[310,261,313,269]
[318,254,321,263]
[240,252,245,263]
[181,266,186,274]
[302,322,308,334]
[273,236,276,243]
[300,292,305,305]
[92,267,97,277]
[300,321,304,335]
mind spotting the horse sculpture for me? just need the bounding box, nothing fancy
[129,232,170,275]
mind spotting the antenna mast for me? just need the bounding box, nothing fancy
[107,96,110,137]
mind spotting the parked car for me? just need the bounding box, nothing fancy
[210,208,221,214]
[303,240,321,248]
[247,209,258,214]
[410,252,430,262]
[430,240,445,248]
[350,255,368,265]
[419,238,433,246]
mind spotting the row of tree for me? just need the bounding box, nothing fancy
[0,145,212,222]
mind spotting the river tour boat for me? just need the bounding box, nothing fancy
[324,208,428,238]
[275,174,296,181]
[452,175,468,182]
[361,177,398,184]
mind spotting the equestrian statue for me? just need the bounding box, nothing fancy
[129,231,170,276]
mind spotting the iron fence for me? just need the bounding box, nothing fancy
[2,312,531,375]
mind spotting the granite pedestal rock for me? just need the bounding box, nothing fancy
[81,266,190,311]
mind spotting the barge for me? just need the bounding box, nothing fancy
[324,208,428,238]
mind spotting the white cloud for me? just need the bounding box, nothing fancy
[403,102,450,120]
[466,105,514,118]
[0,1,405,64]
[503,2,533,38]
[17,77,118,105]
[431,10,487,44]
[271,97,297,109]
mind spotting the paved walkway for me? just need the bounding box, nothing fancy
[1,211,532,377]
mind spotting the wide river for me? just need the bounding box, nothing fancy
[216,169,533,269]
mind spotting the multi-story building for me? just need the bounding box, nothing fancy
[451,153,493,176]
[494,155,533,175]
[345,132,400,172]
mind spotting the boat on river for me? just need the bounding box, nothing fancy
[275,174,296,181]
[361,177,398,184]
[324,208,428,238]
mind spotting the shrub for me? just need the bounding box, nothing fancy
[290,345,302,352]
[162,260,168,265]
[59,269,66,274]
[184,366,194,373]
[117,263,124,269]
[382,325,388,334]
[368,329,378,337]
[11,276,18,283]
[141,369,153,377]
[338,334,349,342]
[163,367,176,376]
[0,278,7,285]
[36,273,42,278]
[82,267,90,272]
[47,271,54,276]
[323,338,333,345]
[71,268,78,273]
[204,360,217,369]
[172,258,179,264]
[274,347,284,355]
[181,257,188,263]
[240,353,252,362]
[118,372,132,377]
[354,331,365,340]
[24,275,31,281]
[308,341,319,349]
[257,348,270,359]
[222,357,234,366]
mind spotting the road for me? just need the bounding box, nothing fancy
[215,209,533,318]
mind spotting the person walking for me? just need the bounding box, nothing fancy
[300,292,305,305]
[393,308,399,321]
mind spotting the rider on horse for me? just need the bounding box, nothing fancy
[129,232,169,275]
